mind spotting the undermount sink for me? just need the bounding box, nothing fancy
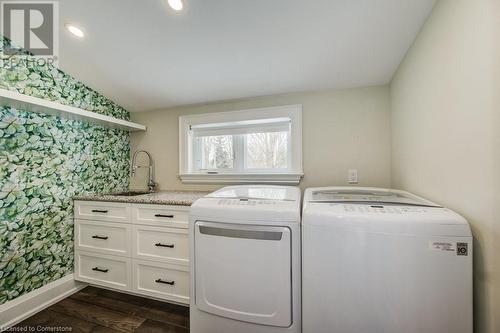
[110,191,150,196]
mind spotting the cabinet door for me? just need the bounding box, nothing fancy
[75,251,132,291]
[194,221,292,327]
[75,220,132,257]
[131,204,188,228]
[132,259,189,304]
[74,201,130,223]
[132,225,189,265]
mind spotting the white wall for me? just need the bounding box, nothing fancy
[130,86,391,191]
[390,0,500,332]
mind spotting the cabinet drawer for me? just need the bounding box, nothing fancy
[75,251,131,291]
[131,204,188,228]
[74,201,130,223]
[75,220,132,257]
[132,225,189,265]
[132,260,189,304]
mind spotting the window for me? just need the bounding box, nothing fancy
[179,105,303,184]
[192,118,290,172]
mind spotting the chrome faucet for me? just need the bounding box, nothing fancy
[131,150,157,192]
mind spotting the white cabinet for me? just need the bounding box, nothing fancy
[133,260,190,304]
[75,220,132,257]
[74,200,190,305]
[75,251,132,291]
[131,204,189,228]
[74,201,130,223]
[132,225,189,266]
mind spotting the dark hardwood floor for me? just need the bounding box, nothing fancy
[14,286,189,332]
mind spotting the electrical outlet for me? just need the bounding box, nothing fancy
[348,169,358,184]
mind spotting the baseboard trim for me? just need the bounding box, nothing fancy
[0,274,87,329]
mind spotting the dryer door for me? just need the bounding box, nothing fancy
[194,221,292,327]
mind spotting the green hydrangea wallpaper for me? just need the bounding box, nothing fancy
[0,37,130,304]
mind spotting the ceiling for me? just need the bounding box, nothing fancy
[59,0,436,112]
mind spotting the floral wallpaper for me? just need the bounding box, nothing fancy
[0,37,130,304]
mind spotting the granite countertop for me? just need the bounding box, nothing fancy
[73,190,210,206]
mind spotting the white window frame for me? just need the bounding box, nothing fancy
[179,105,303,184]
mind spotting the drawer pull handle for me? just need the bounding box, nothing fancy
[155,243,174,248]
[91,209,108,213]
[92,235,109,240]
[155,278,175,285]
[154,214,174,218]
[92,267,109,273]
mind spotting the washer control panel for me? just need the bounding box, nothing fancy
[339,204,429,214]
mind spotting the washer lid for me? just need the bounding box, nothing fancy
[307,187,440,207]
[190,185,301,224]
[302,187,471,237]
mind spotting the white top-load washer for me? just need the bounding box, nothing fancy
[302,187,472,333]
[189,185,301,333]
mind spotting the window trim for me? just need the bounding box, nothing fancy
[179,105,303,184]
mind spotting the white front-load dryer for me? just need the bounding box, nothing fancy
[189,185,301,333]
[302,187,473,333]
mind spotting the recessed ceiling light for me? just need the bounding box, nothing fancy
[65,24,84,38]
[167,0,183,11]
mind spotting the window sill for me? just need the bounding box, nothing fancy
[178,173,304,185]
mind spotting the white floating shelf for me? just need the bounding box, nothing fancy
[0,88,146,132]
